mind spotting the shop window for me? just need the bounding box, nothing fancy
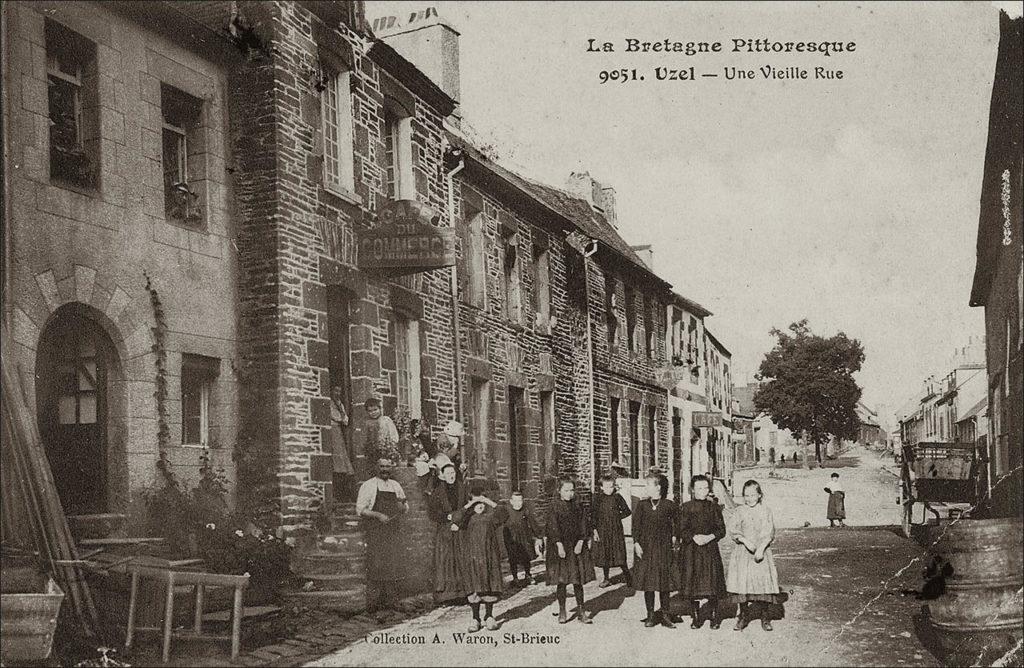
[469,379,490,474]
[182,354,219,447]
[609,397,621,462]
[394,315,421,419]
[646,405,657,470]
[46,20,98,189]
[383,101,414,200]
[321,69,355,195]
[161,84,204,227]
[629,400,641,478]
[541,390,556,473]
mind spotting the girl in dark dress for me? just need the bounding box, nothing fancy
[458,482,507,632]
[678,474,727,629]
[592,473,634,589]
[632,472,680,628]
[427,464,465,603]
[545,478,595,624]
[503,490,542,585]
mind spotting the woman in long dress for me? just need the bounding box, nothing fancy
[678,474,727,628]
[631,472,680,628]
[825,472,847,527]
[428,464,465,603]
[726,479,785,631]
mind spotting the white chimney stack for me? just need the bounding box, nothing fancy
[567,171,618,229]
[372,6,461,121]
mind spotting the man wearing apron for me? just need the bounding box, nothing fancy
[356,458,409,610]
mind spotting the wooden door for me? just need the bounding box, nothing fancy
[38,316,108,514]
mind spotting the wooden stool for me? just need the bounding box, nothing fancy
[124,564,249,662]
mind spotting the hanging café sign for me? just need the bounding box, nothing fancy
[692,411,724,428]
[357,200,456,276]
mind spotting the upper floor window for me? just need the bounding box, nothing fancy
[46,20,98,189]
[502,230,522,324]
[383,101,414,200]
[533,244,552,330]
[462,204,487,308]
[644,296,655,358]
[321,70,355,195]
[605,276,619,347]
[161,84,204,227]
[625,285,638,353]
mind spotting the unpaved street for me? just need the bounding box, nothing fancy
[306,446,934,667]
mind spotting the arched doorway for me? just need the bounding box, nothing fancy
[35,304,121,515]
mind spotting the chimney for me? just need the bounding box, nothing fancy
[371,6,461,122]
[631,244,655,271]
[566,171,618,229]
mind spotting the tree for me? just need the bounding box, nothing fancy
[754,320,865,467]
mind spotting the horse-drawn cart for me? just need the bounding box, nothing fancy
[899,441,979,537]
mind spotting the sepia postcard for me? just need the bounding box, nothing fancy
[0,1,1021,667]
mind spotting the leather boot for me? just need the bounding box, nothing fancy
[691,600,704,629]
[709,599,721,629]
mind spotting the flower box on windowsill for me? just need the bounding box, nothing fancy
[50,145,96,190]
[166,184,204,228]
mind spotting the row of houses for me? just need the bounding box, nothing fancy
[896,338,988,453]
[0,1,741,544]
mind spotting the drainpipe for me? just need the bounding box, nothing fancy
[581,239,598,492]
[445,151,466,429]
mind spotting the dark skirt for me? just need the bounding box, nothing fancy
[504,522,536,567]
[593,520,628,568]
[632,544,680,592]
[460,515,505,595]
[678,541,726,598]
[546,545,596,585]
[827,492,846,520]
[432,524,465,602]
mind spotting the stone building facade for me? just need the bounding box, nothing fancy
[969,10,1022,519]
[2,1,243,526]
[175,0,461,532]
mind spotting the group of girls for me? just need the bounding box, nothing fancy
[428,464,783,633]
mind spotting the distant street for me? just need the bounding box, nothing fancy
[306,446,934,667]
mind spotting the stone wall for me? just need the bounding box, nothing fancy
[3,1,240,522]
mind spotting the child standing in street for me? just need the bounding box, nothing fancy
[727,479,784,632]
[631,472,680,628]
[678,475,727,629]
[545,478,595,624]
[591,473,634,589]
[503,490,543,586]
[825,472,847,527]
[459,482,507,632]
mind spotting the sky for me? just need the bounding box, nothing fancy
[367,1,1012,426]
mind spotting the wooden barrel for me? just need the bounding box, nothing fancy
[927,518,1023,666]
